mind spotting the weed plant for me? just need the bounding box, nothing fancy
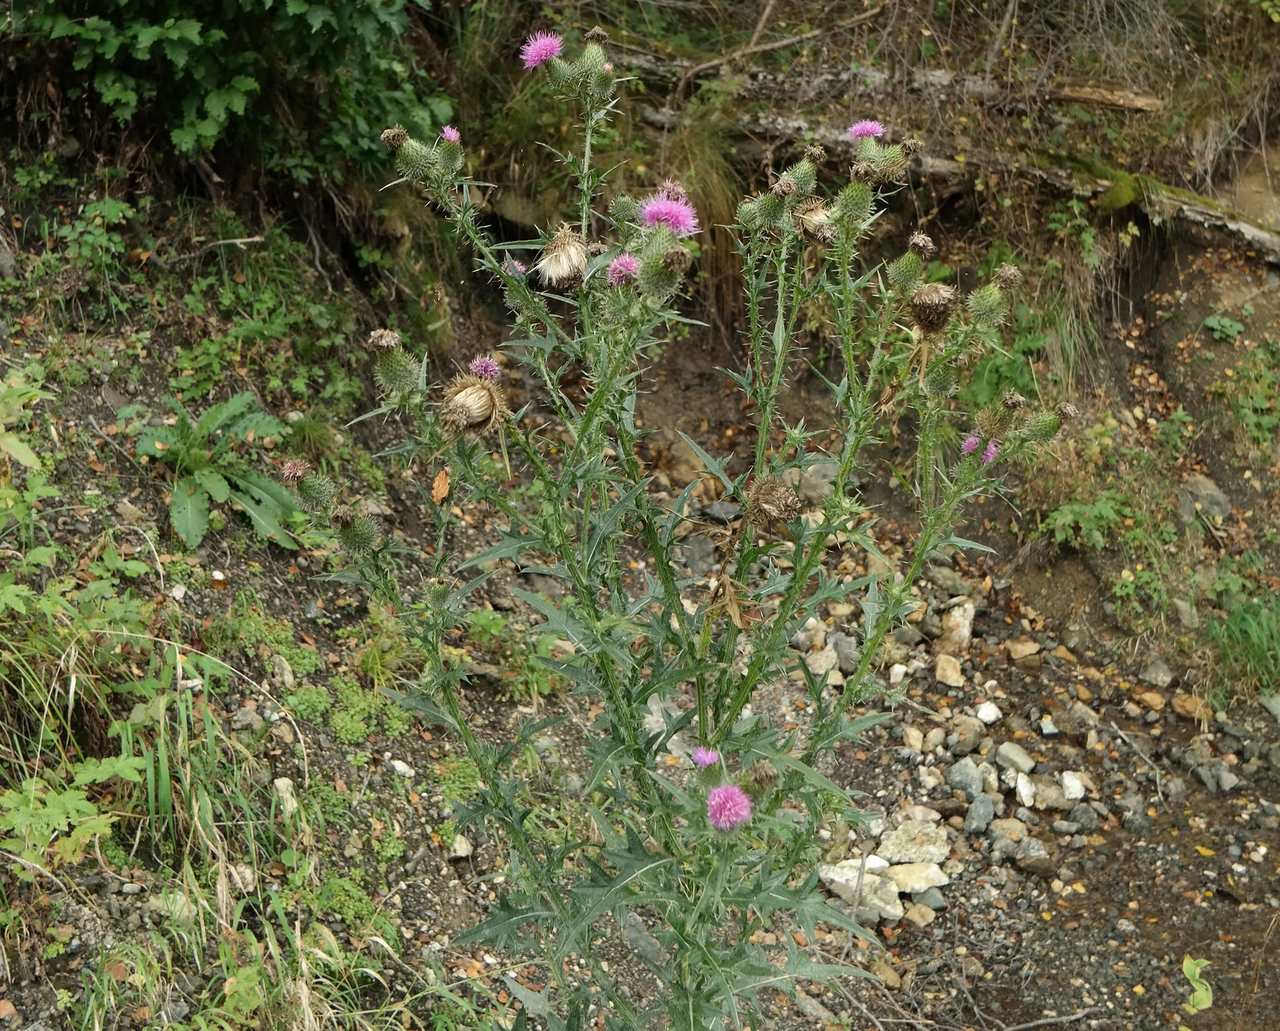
[289,32,1069,1029]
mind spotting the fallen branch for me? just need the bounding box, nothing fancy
[1002,1007,1104,1030]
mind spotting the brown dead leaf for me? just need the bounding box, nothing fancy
[0,999,17,1021]
[432,467,450,505]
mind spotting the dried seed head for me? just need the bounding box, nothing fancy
[910,282,958,334]
[994,263,1024,292]
[748,478,802,528]
[1001,390,1028,412]
[909,231,936,259]
[1057,401,1080,421]
[442,375,507,433]
[535,223,588,288]
[279,459,310,486]
[850,159,876,180]
[804,143,827,163]
[975,407,1003,440]
[771,172,797,197]
[366,328,402,350]
[794,199,834,242]
[901,137,924,155]
[380,126,408,151]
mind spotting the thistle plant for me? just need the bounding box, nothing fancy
[298,31,1067,1030]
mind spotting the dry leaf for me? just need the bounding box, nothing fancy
[432,467,450,505]
[0,999,17,1020]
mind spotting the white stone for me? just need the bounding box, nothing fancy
[939,600,976,653]
[818,863,905,924]
[1015,772,1037,807]
[877,820,950,864]
[976,701,1003,725]
[1062,771,1086,801]
[884,862,949,893]
[902,726,924,752]
[388,759,415,778]
[889,663,908,686]
[450,834,474,859]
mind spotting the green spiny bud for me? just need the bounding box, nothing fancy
[548,56,575,85]
[871,143,908,183]
[395,137,440,183]
[966,283,1009,328]
[737,193,786,233]
[609,194,640,225]
[923,361,955,398]
[772,157,817,199]
[297,471,337,515]
[577,43,608,80]
[1021,408,1062,442]
[886,250,924,292]
[337,512,383,557]
[832,181,873,228]
[375,348,421,401]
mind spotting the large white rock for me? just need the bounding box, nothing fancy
[884,862,949,894]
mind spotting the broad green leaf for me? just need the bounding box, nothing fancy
[0,431,40,468]
[229,487,296,549]
[169,476,209,548]
[194,468,230,503]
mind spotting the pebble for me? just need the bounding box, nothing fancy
[1140,657,1174,689]
[902,726,924,752]
[1015,772,1036,807]
[976,701,1003,725]
[1062,771,1086,800]
[884,862,949,893]
[1039,714,1059,737]
[947,757,984,800]
[950,716,984,755]
[819,864,904,924]
[964,794,996,833]
[829,632,860,674]
[1013,837,1056,878]
[913,886,948,910]
[877,820,950,864]
[923,726,946,752]
[935,653,965,688]
[388,759,415,778]
[996,741,1036,774]
[904,902,937,928]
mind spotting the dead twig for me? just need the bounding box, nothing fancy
[674,5,884,99]
[1002,1008,1103,1030]
[170,235,264,262]
[1109,721,1166,806]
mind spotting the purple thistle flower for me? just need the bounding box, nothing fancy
[707,784,752,831]
[641,187,700,237]
[468,354,500,380]
[440,125,461,144]
[982,438,1000,465]
[961,434,981,456]
[502,257,528,277]
[691,746,719,768]
[847,119,886,141]
[520,31,563,70]
[607,252,639,285]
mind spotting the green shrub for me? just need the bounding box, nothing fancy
[10,1,452,185]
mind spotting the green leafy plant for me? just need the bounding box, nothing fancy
[1041,489,1131,550]
[0,365,51,472]
[288,35,1067,1028]
[1178,954,1213,1030]
[136,392,297,548]
[12,1,453,186]
[1203,312,1245,343]
[0,756,145,880]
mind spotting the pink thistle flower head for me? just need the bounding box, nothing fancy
[440,125,460,144]
[502,257,528,277]
[691,746,719,768]
[521,31,563,70]
[847,119,886,141]
[607,252,639,286]
[961,434,981,456]
[641,187,700,237]
[468,354,500,380]
[982,438,1000,465]
[707,783,752,831]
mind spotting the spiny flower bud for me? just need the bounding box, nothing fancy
[636,227,689,297]
[909,231,935,259]
[747,478,802,528]
[794,199,834,242]
[994,263,1024,292]
[297,471,337,515]
[442,375,507,433]
[773,157,817,199]
[966,283,1008,328]
[974,407,1003,441]
[609,194,641,224]
[577,42,609,80]
[832,181,873,228]
[737,193,785,233]
[375,348,421,401]
[393,137,440,184]
[886,250,924,292]
[870,143,908,183]
[336,510,383,558]
[1021,408,1062,442]
[534,223,587,288]
[923,362,956,397]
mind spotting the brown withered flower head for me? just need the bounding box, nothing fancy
[279,458,310,486]
[380,126,408,151]
[366,328,402,350]
[794,199,835,243]
[747,477,802,529]
[901,137,924,155]
[994,263,1024,292]
[804,143,827,163]
[908,231,936,260]
[910,282,958,335]
[442,374,508,433]
[1002,390,1028,412]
